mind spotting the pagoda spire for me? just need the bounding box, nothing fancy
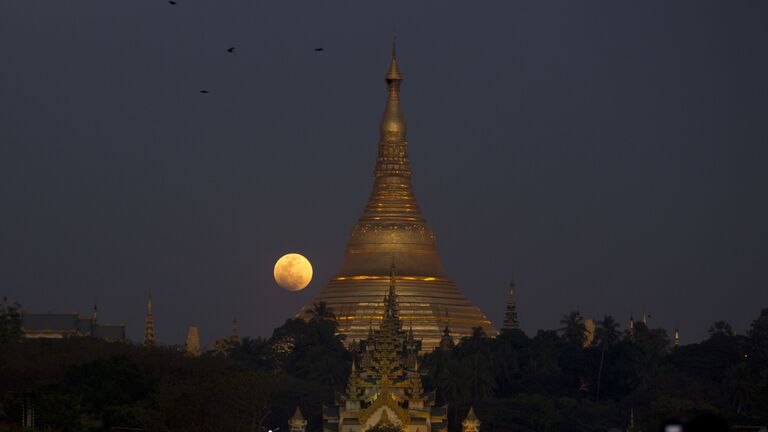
[144,294,155,347]
[627,407,636,432]
[385,262,399,319]
[303,42,497,352]
[288,407,307,432]
[185,326,201,356]
[357,38,427,230]
[462,407,481,432]
[379,37,406,152]
[365,268,406,384]
[502,278,520,331]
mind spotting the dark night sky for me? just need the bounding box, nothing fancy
[1,1,767,346]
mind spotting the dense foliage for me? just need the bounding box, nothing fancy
[0,303,766,431]
[422,310,768,431]
[0,305,350,432]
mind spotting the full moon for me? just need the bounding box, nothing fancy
[273,253,313,292]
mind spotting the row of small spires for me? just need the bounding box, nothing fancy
[141,279,681,349]
[142,294,239,354]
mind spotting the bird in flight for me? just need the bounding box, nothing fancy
[314,47,324,52]
[200,90,209,94]
[227,47,235,53]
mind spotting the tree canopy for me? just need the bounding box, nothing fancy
[1,307,767,431]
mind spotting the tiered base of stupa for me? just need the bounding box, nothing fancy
[300,275,494,352]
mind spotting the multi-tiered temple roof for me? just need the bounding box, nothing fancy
[323,265,447,432]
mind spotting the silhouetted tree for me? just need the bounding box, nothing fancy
[747,308,768,360]
[3,306,768,431]
[559,311,587,347]
[595,315,621,401]
[231,336,275,370]
[708,320,734,338]
[0,298,21,345]
[595,315,621,349]
[305,301,336,323]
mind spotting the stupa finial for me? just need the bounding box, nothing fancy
[378,38,407,152]
[386,36,401,82]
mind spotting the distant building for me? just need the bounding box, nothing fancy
[185,326,201,356]
[583,318,596,347]
[20,305,125,341]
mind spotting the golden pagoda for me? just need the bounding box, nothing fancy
[299,43,496,351]
[323,269,447,432]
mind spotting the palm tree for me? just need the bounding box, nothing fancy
[306,301,336,323]
[463,352,495,400]
[595,315,620,348]
[231,337,275,370]
[594,315,620,401]
[440,358,464,404]
[559,311,587,347]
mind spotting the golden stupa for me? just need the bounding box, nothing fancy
[299,44,497,351]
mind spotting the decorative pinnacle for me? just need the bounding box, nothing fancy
[386,37,402,82]
[379,39,407,147]
[465,407,478,421]
[386,262,398,318]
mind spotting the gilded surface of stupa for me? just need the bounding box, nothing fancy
[300,44,496,351]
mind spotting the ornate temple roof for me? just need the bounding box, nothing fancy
[325,263,447,432]
[344,265,422,401]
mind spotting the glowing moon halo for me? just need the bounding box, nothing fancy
[273,253,313,292]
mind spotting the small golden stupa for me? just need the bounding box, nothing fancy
[299,42,496,351]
